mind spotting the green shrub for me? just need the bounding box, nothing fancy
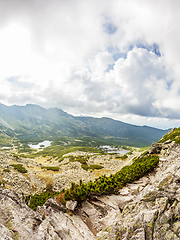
[0,181,5,186]
[25,191,60,211]
[41,166,60,171]
[81,164,104,171]
[127,151,133,155]
[81,164,89,171]
[26,154,159,210]
[116,154,128,160]
[10,164,27,173]
[158,127,180,144]
[3,168,10,172]
[18,148,32,153]
[64,155,159,202]
[89,164,104,170]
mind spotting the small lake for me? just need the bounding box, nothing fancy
[28,140,52,149]
[1,147,12,149]
[99,145,128,154]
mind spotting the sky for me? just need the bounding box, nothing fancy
[0,0,180,129]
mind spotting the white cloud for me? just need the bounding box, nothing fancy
[0,0,180,128]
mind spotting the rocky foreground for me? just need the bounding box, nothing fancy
[1,140,180,239]
[0,149,139,195]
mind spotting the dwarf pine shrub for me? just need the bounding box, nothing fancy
[41,166,60,171]
[25,154,159,211]
[10,164,27,173]
[63,154,159,202]
[25,191,60,211]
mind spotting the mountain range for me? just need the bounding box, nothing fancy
[0,103,169,147]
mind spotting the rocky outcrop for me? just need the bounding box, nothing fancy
[148,139,173,155]
[0,188,95,240]
[1,141,180,239]
[97,142,180,239]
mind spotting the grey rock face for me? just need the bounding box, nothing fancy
[0,189,95,240]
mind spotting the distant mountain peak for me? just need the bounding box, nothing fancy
[0,103,169,147]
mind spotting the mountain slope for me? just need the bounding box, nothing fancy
[0,103,169,146]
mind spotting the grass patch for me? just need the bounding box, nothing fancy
[89,164,104,170]
[81,164,104,171]
[158,127,180,144]
[127,151,133,155]
[3,168,10,172]
[67,156,103,171]
[68,155,90,171]
[10,164,27,173]
[18,148,33,153]
[28,145,101,160]
[41,166,60,171]
[0,180,5,186]
[115,154,128,160]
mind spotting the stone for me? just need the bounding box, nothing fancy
[155,197,168,214]
[127,184,140,195]
[118,187,130,196]
[158,173,173,188]
[66,200,77,211]
[172,221,180,236]
[148,143,163,154]
[0,189,95,240]
[131,228,145,240]
[0,223,14,240]
[164,230,179,240]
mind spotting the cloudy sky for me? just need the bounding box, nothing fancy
[0,0,180,129]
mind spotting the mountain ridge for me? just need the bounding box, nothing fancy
[0,103,169,146]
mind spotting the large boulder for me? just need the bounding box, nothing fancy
[148,143,163,154]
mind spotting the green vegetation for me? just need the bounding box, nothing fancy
[68,155,90,170]
[89,164,104,170]
[28,144,101,160]
[18,148,33,153]
[158,127,180,144]
[81,164,104,171]
[0,181,5,186]
[115,154,128,160]
[25,154,159,210]
[0,104,169,147]
[41,166,60,171]
[127,150,133,155]
[61,155,103,171]
[62,154,159,202]
[10,164,27,173]
[24,191,60,211]
[3,168,10,172]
